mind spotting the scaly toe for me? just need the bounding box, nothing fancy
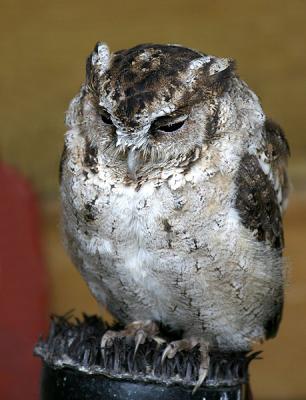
[160,337,209,392]
[161,339,190,364]
[101,320,162,360]
[130,320,161,357]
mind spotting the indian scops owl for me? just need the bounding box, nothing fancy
[60,43,289,387]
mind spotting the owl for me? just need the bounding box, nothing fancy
[60,42,289,389]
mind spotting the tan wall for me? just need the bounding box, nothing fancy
[1,1,306,398]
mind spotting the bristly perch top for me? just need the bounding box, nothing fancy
[34,314,258,400]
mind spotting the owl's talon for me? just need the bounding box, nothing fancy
[161,344,173,364]
[134,330,146,358]
[193,342,210,393]
[192,362,209,394]
[162,338,197,364]
[101,330,119,361]
[160,338,209,392]
[101,320,161,361]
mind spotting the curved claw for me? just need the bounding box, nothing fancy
[134,330,146,358]
[192,366,208,394]
[192,346,210,394]
[161,343,175,364]
[101,331,116,361]
[100,321,162,364]
[161,337,209,393]
[162,339,192,364]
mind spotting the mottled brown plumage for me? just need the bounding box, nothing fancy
[60,42,289,390]
[235,154,283,250]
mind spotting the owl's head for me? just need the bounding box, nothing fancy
[69,43,236,180]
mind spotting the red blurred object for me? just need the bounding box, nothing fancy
[0,163,48,399]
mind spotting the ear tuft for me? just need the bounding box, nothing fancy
[90,42,111,75]
[189,56,212,71]
[184,56,235,90]
[184,56,211,87]
[208,57,235,76]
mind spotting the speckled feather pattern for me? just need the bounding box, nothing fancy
[60,43,289,351]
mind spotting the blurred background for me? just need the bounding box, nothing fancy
[1,0,305,398]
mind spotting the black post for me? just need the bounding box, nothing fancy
[35,315,257,400]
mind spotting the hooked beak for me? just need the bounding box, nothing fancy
[127,149,142,181]
[115,126,150,181]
